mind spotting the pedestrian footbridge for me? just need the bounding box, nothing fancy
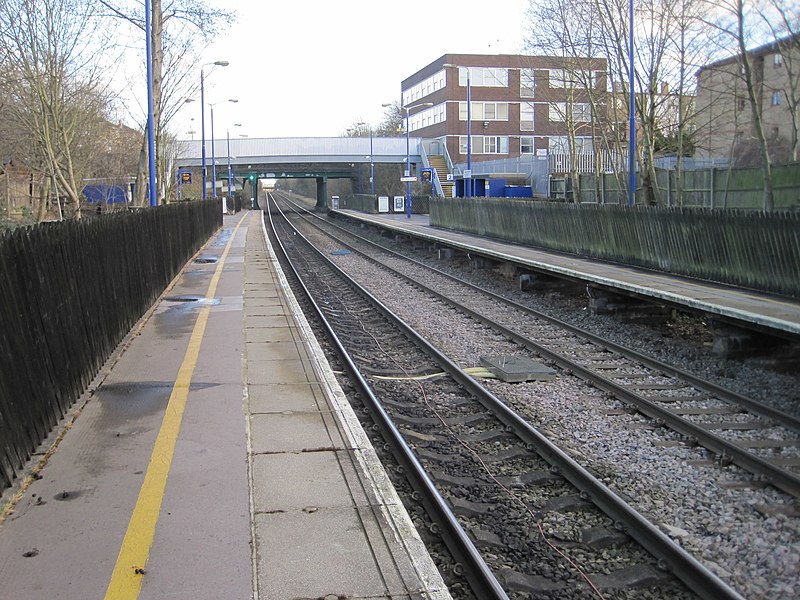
[176,137,426,207]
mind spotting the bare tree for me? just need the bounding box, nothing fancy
[97,0,233,205]
[760,1,800,162]
[0,0,115,219]
[527,0,716,206]
[701,0,775,209]
[664,0,710,205]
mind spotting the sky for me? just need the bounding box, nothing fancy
[172,0,529,141]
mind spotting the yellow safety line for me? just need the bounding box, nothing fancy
[104,215,245,600]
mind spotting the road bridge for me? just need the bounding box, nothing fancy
[176,137,423,208]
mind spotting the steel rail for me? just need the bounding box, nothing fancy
[279,195,800,498]
[290,195,800,434]
[272,196,746,600]
[265,198,510,600]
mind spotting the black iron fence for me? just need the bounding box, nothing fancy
[0,201,221,496]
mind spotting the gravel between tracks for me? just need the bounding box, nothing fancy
[298,213,800,600]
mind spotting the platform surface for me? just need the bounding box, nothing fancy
[0,211,448,600]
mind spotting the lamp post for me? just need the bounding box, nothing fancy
[145,0,156,206]
[209,98,238,202]
[401,102,433,218]
[226,128,232,210]
[200,60,229,200]
[628,0,636,206]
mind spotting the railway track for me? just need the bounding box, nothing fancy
[278,195,800,500]
[265,196,744,600]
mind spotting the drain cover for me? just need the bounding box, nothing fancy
[479,355,556,383]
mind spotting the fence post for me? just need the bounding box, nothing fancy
[666,170,672,207]
[710,167,715,209]
[601,173,606,205]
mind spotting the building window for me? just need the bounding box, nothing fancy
[458,136,509,154]
[521,102,535,131]
[573,103,592,122]
[483,136,509,153]
[459,67,508,87]
[549,102,591,123]
[403,69,446,106]
[772,126,779,137]
[520,136,535,154]
[408,104,445,132]
[549,102,566,122]
[549,68,591,89]
[774,53,783,67]
[737,97,745,111]
[734,132,743,145]
[520,68,535,97]
[772,91,782,106]
[458,102,508,121]
[548,136,593,154]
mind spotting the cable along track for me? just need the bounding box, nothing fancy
[281,196,800,501]
[266,197,743,600]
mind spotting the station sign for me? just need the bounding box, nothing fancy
[179,170,192,184]
[400,176,416,182]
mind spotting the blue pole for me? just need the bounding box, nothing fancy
[227,129,232,212]
[466,68,472,198]
[201,69,207,200]
[211,104,217,201]
[628,0,636,206]
[145,0,157,206]
[370,128,374,196]
[406,110,411,218]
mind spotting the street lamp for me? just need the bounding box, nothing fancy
[399,101,433,218]
[443,63,471,197]
[356,121,375,195]
[209,98,238,202]
[200,60,229,200]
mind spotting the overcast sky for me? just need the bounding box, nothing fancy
[171,0,529,140]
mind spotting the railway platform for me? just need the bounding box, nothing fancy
[329,209,800,340]
[0,210,449,600]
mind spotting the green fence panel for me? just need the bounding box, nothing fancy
[431,198,800,297]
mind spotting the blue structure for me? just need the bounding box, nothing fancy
[83,184,131,204]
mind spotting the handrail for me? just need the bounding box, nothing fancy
[420,142,445,197]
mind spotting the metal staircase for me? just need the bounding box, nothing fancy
[428,154,455,198]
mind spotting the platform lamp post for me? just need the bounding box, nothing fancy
[209,98,238,202]
[226,128,232,211]
[200,60,229,200]
[399,102,433,218]
[145,0,157,206]
[627,0,636,207]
